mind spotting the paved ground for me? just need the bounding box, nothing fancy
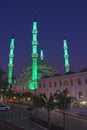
[1,103,87,130]
[11,118,48,130]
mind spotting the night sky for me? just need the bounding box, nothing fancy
[0,0,87,78]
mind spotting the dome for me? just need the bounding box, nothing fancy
[17,59,58,83]
[37,60,58,79]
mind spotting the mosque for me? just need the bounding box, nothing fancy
[10,17,87,104]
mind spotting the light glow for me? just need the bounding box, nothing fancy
[28,17,38,90]
[63,37,70,72]
[7,36,15,91]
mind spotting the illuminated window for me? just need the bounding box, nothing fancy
[63,80,68,86]
[78,79,81,85]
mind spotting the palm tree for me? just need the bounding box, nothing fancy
[0,67,6,79]
[0,67,6,89]
[39,93,55,127]
[54,88,71,130]
[32,94,46,120]
[35,94,55,127]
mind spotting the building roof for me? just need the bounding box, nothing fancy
[80,68,87,72]
[17,59,59,83]
[65,70,76,75]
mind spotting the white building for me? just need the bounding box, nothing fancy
[38,72,87,101]
[12,71,87,102]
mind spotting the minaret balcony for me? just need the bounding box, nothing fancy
[64,46,68,49]
[32,30,38,34]
[32,53,38,58]
[65,64,70,67]
[9,54,14,58]
[8,64,13,67]
[64,55,69,59]
[32,41,38,45]
[10,45,14,49]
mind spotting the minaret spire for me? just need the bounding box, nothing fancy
[12,32,14,38]
[28,16,38,90]
[7,33,15,91]
[40,47,44,60]
[34,15,36,21]
[63,35,70,73]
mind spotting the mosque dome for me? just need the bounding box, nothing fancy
[37,59,58,79]
[19,59,58,83]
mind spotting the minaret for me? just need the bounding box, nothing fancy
[40,47,44,60]
[7,33,15,91]
[28,16,38,90]
[63,35,70,73]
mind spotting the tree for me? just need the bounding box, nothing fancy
[54,88,71,130]
[32,93,55,127]
[0,67,6,80]
[32,94,46,120]
[0,67,6,89]
[36,93,55,127]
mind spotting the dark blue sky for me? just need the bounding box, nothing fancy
[0,0,87,77]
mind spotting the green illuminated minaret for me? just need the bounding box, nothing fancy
[7,33,15,91]
[28,16,38,90]
[40,48,44,60]
[63,35,70,73]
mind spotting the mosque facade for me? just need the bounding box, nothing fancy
[12,17,87,104]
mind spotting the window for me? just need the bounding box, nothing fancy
[39,83,41,88]
[21,86,23,90]
[54,81,57,87]
[85,79,87,84]
[71,79,73,86]
[24,86,26,90]
[79,91,83,98]
[86,91,87,96]
[63,80,69,86]
[78,78,81,85]
[60,80,62,87]
[49,82,52,87]
[50,93,52,97]
[43,83,45,88]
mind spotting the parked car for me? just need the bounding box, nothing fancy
[0,102,10,111]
